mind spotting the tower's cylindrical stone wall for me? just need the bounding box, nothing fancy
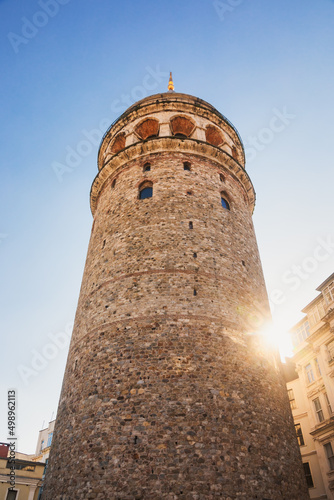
[43,93,309,499]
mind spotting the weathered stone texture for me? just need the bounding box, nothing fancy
[43,93,309,499]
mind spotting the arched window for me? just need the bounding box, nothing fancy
[143,163,151,172]
[183,162,191,171]
[221,196,230,210]
[205,125,224,147]
[135,118,160,140]
[110,133,126,154]
[139,181,153,200]
[170,116,195,138]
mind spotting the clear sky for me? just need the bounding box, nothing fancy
[1,0,333,454]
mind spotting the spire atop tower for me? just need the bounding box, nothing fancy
[168,72,174,92]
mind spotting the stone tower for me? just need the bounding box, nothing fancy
[43,84,309,499]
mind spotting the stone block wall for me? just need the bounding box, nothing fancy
[43,94,309,499]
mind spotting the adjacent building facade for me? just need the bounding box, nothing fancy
[0,421,55,499]
[0,444,44,500]
[33,420,55,465]
[287,272,334,499]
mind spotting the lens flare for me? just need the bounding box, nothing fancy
[259,321,294,361]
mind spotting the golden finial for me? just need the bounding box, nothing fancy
[168,72,174,92]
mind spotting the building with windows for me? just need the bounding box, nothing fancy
[0,421,56,499]
[29,419,56,499]
[286,272,334,499]
[33,420,55,464]
[0,444,44,500]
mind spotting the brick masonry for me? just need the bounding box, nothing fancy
[43,93,309,499]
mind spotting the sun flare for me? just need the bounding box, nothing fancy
[259,321,294,361]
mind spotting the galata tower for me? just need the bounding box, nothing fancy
[43,75,309,499]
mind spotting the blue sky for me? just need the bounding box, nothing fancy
[1,0,334,453]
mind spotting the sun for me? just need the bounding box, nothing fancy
[259,320,294,362]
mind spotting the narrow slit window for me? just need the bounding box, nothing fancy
[288,388,296,409]
[303,463,314,488]
[313,397,324,422]
[325,393,332,414]
[324,442,334,470]
[306,363,315,384]
[221,197,230,210]
[294,423,305,446]
[189,221,193,229]
[140,187,152,199]
[139,181,153,200]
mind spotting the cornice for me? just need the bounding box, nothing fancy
[316,272,334,291]
[0,472,42,486]
[90,136,255,216]
[98,92,246,168]
[306,382,325,399]
[311,417,334,438]
[323,307,334,324]
[291,343,314,363]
